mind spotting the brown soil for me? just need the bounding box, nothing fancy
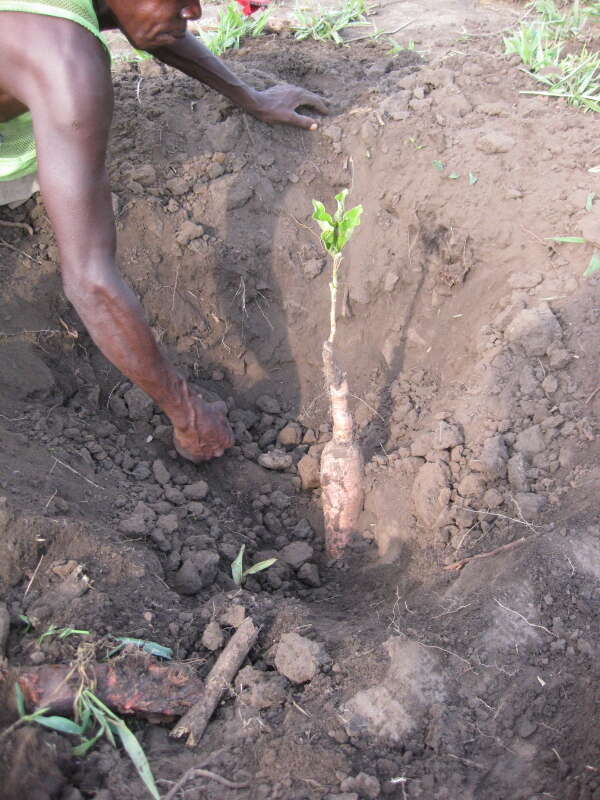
[2,4,600,799]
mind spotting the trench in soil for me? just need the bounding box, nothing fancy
[3,18,600,800]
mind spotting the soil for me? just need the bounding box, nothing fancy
[2,2,600,799]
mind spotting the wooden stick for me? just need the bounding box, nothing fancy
[443,536,534,571]
[171,617,258,747]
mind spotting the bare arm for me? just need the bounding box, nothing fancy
[150,33,328,130]
[0,14,232,461]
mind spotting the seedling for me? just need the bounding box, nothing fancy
[231,544,276,586]
[108,637,173,660]
[13,683,159,799]
[312,190,364,558]
[202,2,271,55]
[293,0,371,45]
[37,624,90,645]
[503,1,600,113]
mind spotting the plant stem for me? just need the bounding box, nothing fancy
[328,253,342,344]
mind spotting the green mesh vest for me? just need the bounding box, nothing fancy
[0,0,107,181]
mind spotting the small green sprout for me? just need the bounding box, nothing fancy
[312,189,363,344]
[584,251,600,277]
[37,624,90,645]
[12,684,159,799]
[202,2,271,55]
[231,544,277,586]
[293,0,371,45]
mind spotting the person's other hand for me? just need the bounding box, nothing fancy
[248,84,328,130]
[173,396,234,462]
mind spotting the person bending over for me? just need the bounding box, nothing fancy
[0,0,326,460]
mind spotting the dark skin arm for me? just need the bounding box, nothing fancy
[0,14,231,461]
[148,33,328,129]
[0,8,326,460]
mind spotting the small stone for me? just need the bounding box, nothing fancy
[432,421,464,450]
[129,164,156,186]
[166,176,191,196]
[297,454,320,489]
[505,303,561,357]
[507,453,529,491]
[457,473,485,499]
[258,450,293,471]
[220,603,246,628]
[412,462,451,527]
[152,459,171,486]
[293,519,314,539]
[514,425,546,457]
[269,489,291,510]
[303,429,317,444]
[514,491,546,518]
[298,562,321,587]
[542,375,559,394]
[256,395,281,414]
[548,347,572,369]
[157,513,179,533]
[173,551,219,595]
[234,665,287,709]
[201,620,224,651]
[279,541,313,569]
[176,220,204,246]
[476,131,515,154]
[508,271,543,289]
[340,773,381,799]
[277,423,303,448]
[164,486,186,505]
[275,632,327,684]
[124,386,154,421]
[482,488,503,508]
[186,501,208,518]
[183,480,209,500]
[474,435,509,478]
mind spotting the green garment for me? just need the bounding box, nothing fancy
[0,0,107,181]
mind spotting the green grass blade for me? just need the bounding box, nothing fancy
[545,236,586,243]
[113,721,160,800]
[244,558,277,576]
[584,251,600,276]
[33,716,83,735]
[231,544,245,586]
[15,684,26,717]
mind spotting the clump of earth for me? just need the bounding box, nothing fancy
[2,5,600,799]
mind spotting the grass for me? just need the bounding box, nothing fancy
[231,544,276,586]
[292,0,372,44]
[202,2,271,55]
[504,1,600,112]
[13,682,159,799]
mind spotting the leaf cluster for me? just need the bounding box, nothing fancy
[231,544,277,586]
[15,682,159,799]
[311,189,363,256]
[203,2,271,55]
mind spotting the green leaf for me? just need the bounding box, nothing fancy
[244,558,277,576]
[231,544,245,586]
[33,716,83,735]
[433,160,445,171]
[114,638,173,660]
[584,251,600,276]
[334,189,349,222]
[15,683,25,717]
[448,172,460,180]
[587,192,596,211]
[335,204,364,251]
[113,721,160,800]
[545,236,586,243]
[72,731,102,757]
[468,172,478,185]
[311,200,334,227]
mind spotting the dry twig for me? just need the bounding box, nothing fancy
[0,219,33,236]
[171,617,258,747]
[162,767,248,800]
[443,535,534,571]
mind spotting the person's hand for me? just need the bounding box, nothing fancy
[247,84,328,130]
[173,396,234,462]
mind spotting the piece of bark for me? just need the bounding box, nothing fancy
[10,650,203,718]
[171,617,258,747]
